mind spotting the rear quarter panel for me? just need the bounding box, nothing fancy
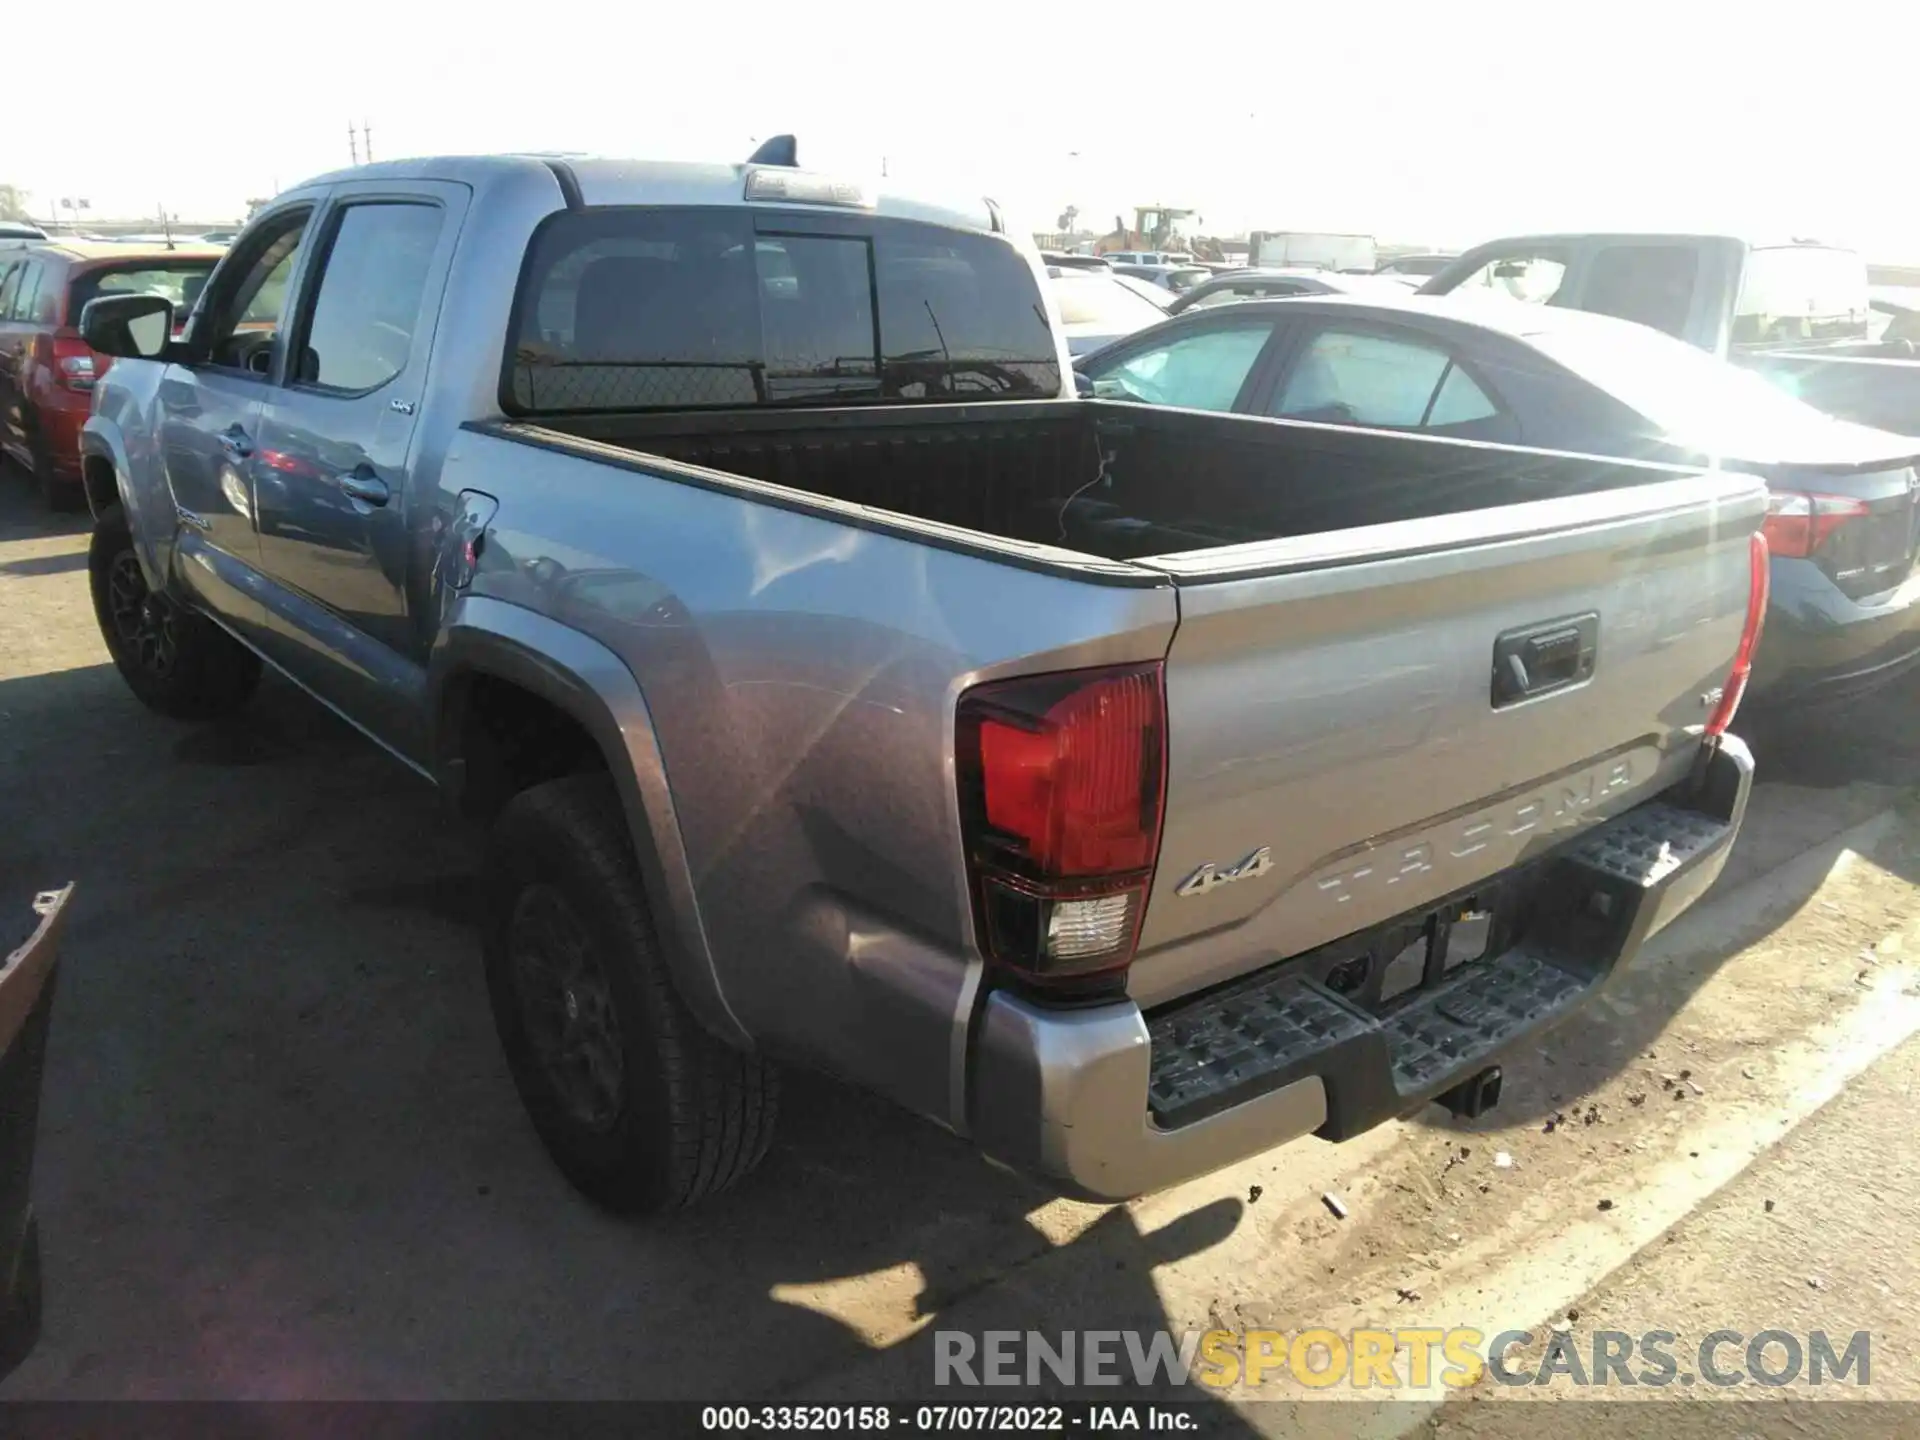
[453,428,1178,1105]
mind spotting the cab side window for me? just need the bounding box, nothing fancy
[1584,245,1699,339]
[292,202,443,393]
[196,209,311,375]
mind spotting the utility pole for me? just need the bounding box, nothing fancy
[363,119,374,163]
[348,121,360,165]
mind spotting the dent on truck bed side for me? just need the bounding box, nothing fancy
[427,595,750,1049]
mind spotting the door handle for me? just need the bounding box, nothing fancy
[216,425,253,460]
[336,469,390,506]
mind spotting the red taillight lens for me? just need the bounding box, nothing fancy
[51,335,99,392]
[1706,531,1770,738]
[958,663,1166,997]
[1761,490,1869,558]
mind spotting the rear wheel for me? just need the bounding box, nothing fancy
[88,519,261,720]
[484,773,779,1212]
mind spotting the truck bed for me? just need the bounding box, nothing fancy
[514,399,1704,564]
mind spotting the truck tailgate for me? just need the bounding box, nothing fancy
[1127,470,1765,1009]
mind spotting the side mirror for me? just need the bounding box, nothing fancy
[79,294,175,362]
[1073,370,1095,398]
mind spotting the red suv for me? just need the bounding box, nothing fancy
[0,240,224,508]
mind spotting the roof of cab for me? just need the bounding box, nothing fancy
[1450,231,1848,255]
[288,153,1003,236]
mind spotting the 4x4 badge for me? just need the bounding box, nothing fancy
[1176,847,1274,898]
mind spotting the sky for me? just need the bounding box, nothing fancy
[11,0,1917,259]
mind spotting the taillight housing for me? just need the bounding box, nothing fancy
[1706,531,1770,738]
[1761,490,1869,558]
[46,334,101,393]
[956,662,1167,1001]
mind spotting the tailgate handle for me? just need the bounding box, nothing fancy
[1491,612,1599,708]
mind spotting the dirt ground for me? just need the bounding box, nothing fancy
[4,468,1920,1419]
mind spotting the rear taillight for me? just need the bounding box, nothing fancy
[50,335,99,392]
[1706,532,1770,738]
[956,662,1167,1000]
[1761,490,1869,558]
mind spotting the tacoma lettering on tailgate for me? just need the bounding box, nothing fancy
[1312,756,1638,907]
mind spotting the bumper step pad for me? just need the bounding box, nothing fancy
[1567,801,1728,887]
[1145,796,1734,1136]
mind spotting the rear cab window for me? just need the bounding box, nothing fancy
[506,208,1060,413]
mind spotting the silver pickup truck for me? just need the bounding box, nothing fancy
[75,147,1765,1212]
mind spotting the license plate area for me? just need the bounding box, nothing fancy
[1288,870,1540,1017]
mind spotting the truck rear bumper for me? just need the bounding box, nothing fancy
[968,738,1752,1202]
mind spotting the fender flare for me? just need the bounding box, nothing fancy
[78,419,171,593]
[427,595,750,1050]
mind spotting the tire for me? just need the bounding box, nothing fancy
[88,519,261,720]
[484,773,778,1212]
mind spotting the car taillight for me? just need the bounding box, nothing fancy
[1706,532,1770,738]
[51,336,98,392]
[1761,490,1869,558]
[956,662,1166,1000]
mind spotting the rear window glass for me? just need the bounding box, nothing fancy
[507,208,1060,412]
[1733,247,1870,345]
[69,263,218,325]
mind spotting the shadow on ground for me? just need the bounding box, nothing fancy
[0,649,1258,1419]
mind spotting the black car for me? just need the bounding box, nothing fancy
[1,886,69,1383]
[1076,292,1920,705]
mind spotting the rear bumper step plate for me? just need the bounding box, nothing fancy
[1146,760,1747,1139]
